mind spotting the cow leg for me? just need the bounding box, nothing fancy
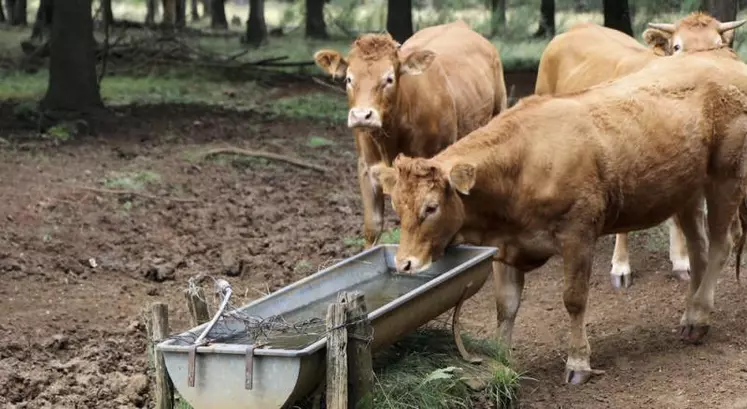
[680,183,741,344]
[610,233,632,288]
[494,259,525,350]
[561,236,594,385]
[359,157,384,248]
[668,217,691,281]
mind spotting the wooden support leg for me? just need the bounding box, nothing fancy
[453,283,483,364]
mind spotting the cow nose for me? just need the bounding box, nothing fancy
[396,258,413,273]
[348,107,382,128]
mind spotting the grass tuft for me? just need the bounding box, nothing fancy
[102,170,161,191]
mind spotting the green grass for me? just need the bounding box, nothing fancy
[267,91,347,122]
[344,227,401,250]
[370,327,523,409]
[102,170,161,191]
[307,135,336,148]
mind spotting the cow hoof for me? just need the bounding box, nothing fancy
[564,368,592,385]
[679,324,709,344]
[610,273,632,289]
[672,269,691,282]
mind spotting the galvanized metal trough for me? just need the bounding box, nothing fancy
[156,244,497,409]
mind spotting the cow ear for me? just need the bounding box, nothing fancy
[314,49,348,79]
[399,50,436,76]
[448,163,476,195]
[642,29,671,56]
[370,163,398,195]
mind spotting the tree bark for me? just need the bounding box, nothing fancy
[489,0,506,37]
[175,0,186,27]
[245,0,267,46]
[103,0,114,26]
[534,0,555,37]
[30,0,52,41]
[387,0,413,43]
[190,0,199,20]
[41,0,103,116]
[306,0,328,39]
[0,1,6,22]
[145,0,158,26]
[201,0,210,16]
[706,0,738,46]
[603,0,633,37]
[6,0,27,25]
[210,0,227,28]
[162,0,175,27]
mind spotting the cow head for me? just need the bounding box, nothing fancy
[643,12,746,55]
[371,155,473,273]
[313,33,436,129]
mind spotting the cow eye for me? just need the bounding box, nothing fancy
[385,75,394,85]
[345,76,352,85]
[673,44,681,52]
[424,204,438,216]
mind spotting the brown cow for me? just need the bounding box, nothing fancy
[313,21,508,247]
[372,48,747,384]
[535,12,746,288]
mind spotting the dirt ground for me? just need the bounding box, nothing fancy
[1,76,746,409]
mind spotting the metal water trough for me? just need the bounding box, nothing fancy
[156,244,497,409]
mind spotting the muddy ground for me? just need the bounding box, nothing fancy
[1,73,746,409]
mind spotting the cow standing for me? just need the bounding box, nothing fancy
[372,48,747,385]
[313,21,508,247]
[535,12,746,288]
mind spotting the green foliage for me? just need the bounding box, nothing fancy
[45,125,73,141]
[371,327,523,409]
[307,135,336,148]
[268,92,347,122]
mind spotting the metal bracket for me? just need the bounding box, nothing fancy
[453,282,483,364]
[245,345,256,390]
[187,344,198,387]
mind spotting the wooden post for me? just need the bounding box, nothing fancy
[185,287,211,327]
[343,291,374,409]
[326,299,348,409]
[149,302,174,409]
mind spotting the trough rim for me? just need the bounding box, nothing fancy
[156,244,497,358]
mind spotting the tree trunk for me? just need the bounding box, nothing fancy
[162,0,175,26]
[534,0,554,37]
[245,0,267,46]
[489,0,506,37]
[191,0,199,20]
[6,0,27,25]
[706,0,738,46]
[210,0,227,28]
[175,0,186,27]
[41,0,103,116]
[603,0,633,37]
[145,0,158,25]
[0,1,6,22]
[30,0,52,41]
[103,0,114,26]
[387,0,413,43]
[305,0,328,39]
[201,0,210,16]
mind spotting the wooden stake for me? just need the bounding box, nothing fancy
[149,302,174,409]
[185,287,211,327]
[326,300,348,409]
[344,291,374,409]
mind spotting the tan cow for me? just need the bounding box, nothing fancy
[313,21,508,247]
[372,48,747,384]
[535,12,746,288]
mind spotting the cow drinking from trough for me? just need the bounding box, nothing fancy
[313,21,508,247]
[535,12,746,288]
[372,49,747,384]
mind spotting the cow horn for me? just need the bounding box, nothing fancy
[718,20,747,33]
[647,22,676,33]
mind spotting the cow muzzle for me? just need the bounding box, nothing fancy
[348,107,382,128]
[395,256,432,274]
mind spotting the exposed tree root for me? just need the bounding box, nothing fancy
[73,186,198,203]
[201,147,330,173]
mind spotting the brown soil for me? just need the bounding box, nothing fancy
[1,78,746,409]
